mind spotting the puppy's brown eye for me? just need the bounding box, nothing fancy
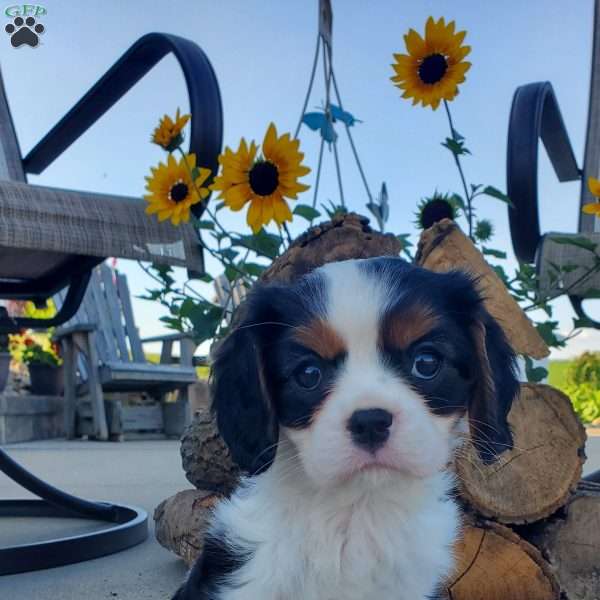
[294,364,322,390]
[412,352,442,380]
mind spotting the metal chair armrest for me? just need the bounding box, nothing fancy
[22,32,223,220]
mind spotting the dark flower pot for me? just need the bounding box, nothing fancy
[0,352,10,392]
[28,363,64,396]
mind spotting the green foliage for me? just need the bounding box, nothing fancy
[553,353,600,424]
[523,355,548,383]
[293,204,321,222]
[22,342,61,367]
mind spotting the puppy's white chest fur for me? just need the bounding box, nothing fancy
[212,453,459,600]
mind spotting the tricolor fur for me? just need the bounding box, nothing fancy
[173,257,518,600]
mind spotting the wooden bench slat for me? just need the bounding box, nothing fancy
[100,264,130,362]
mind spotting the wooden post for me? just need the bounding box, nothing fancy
[60,338,77,439]
[580,0,600,234]
[78,330,108,440]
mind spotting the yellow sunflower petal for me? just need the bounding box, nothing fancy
[588,176,600,198]
[224,183,252,210]
[247,198,265,233]
[273,196,293,225]
[262,123,278,159]
[404,28,425,56]
[583,202,600,215]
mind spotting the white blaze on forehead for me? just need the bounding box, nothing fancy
[320,260,388,360]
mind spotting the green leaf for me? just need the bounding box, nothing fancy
[535,320,564,348]
[442,138,470,156]
[396,233,413,248]
[196,220,215,230]
[218,247,239,261]
[224,264,238,281]
[215,201,226,212]
[449,193,466,211]
[452,127,465,141]
[232,230,282,259]
[199,273,214,283]
[524,355,548,383]
[584,288,600,299]
[243,262,266,277]
[293,204,321,221]
[482,186,514,207]
[550,236,598,253]
[482,247,507,259]
[491,265,509,284]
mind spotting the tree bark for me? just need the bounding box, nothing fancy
[520,480,600,600]
[415,218,549,359]
[444,517,561,600]
[180,403,240,495]
[455,383,586,524]
[154,489,222,567]
[262,212,402,284]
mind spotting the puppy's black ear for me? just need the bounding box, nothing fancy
[469,311,519,463]
[210,302,279,475]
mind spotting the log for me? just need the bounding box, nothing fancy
[455,383,586,524]
[154,489,221,567]
[444,517,561,600]
[261,212,402,284]
[521,480,600,600]
[180,402,240,495]
[415,218,549,359]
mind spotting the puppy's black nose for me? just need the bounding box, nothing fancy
[347,408,393,452]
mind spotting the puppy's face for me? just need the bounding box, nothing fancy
[212,258,518,486]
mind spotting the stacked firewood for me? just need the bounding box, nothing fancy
[154,215,600,600]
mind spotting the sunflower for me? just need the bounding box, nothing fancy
[583,176,600,216]
[144,153,211,226]
[211,123,311,233]
[151,108,191,151]
[391,17,471,110]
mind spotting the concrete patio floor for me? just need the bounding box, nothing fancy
[0,440,190,600]
[1,436,600,599]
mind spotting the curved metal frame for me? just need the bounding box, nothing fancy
[506,81,580,264]
[0,446,148,575]
[23,32,223,213]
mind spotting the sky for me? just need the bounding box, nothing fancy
[0,0,597,359]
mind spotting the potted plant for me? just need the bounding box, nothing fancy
[22,338,63,396]
[0,332,10,393]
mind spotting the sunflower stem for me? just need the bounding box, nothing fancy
[282,223,293,245]
[443,100,473,239]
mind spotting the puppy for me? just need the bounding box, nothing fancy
[173,257,518,600]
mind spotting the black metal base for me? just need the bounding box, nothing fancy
[0,447,148,575]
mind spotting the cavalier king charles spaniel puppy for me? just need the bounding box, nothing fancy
[173,257,518,600]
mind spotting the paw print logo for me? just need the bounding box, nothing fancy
[5,16,44,48]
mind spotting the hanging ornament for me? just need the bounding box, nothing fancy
[294,0,387,230]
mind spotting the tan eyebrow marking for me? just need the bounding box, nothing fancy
[293,319,346,360]
[382,305,440,350]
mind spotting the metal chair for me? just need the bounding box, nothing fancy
[0,32,222,574]
[506,1,600,328]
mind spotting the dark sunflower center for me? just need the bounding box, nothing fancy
[249,161,279,196]
[418,53,448,85]
[170,182,189,203]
